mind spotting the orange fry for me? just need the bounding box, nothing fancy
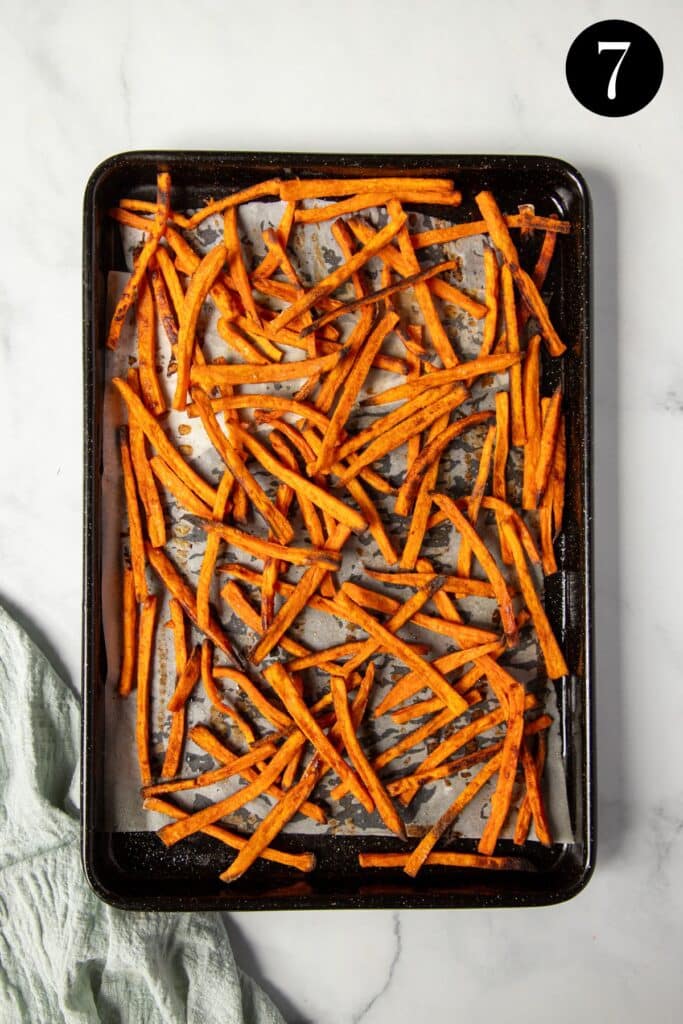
[360,851,522,870]
[128,374,166,548]
[330,675,406,839]
[158,732,306,846]
[432,493,518,645]
[362,569,495,598]
[119,430,147,602]
[522,334,542,509]
[107,172,171,349]
[197,470,233,632]
[534,386,563,506]
[148,256,179,348]
[501,263,526,445]
[145,796,316,873]
[118,564,137,697]
[114,377,217,507]
[173,243,227,410]
[143,743,278,797]
[514,730,550,845]
[200,641,255,743]
[264,663,373,812]
[281,176,457,200]
[499,518,568,678]
[136,594,158,786]
[190,350,340,389]
[161,598,188,778]
[362,352,520,406]
[201,520,339,570]
[149,456,215,519]
[136,273,165,415]
[224,205,261,325]
[478,683,526,855]
[269,212,407,332]
[403,754,502,876]
[167,643,202,712]
[221,579,309,660]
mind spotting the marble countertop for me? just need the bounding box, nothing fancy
[2,1,682,1020]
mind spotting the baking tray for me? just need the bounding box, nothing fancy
[82,151,594,910]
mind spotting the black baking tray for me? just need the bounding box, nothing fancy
[82,151,594,910]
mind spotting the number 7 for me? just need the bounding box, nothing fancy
[598,41,631,100]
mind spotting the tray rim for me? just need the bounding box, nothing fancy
[82,150,594,911]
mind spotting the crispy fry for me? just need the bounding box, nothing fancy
[337,590,469,717]
[281,177,457,200]
[167,643,202,712]
[146,796,315,872]
[191,393,330,431]
[161,599,187,778]
[336,382,451,461]
[400,410,449,569]
[540,505,558,574]
[155,246,186,320]
[396,411,493,516]
[476,246,500,369]
[173,244,227,410]
[128,373,167,548]
[522,334,542,509]
[411,213,570,250]
[232,424,366,532]
[190,351,340,390]
[119,430,147,602]
[403,754,502,876]
[146,544,242,666]
[388,199,459,368]
[551,414,566,537]
[190,724,326,825]
[149,456,215,519]
[196,471,233,632]
[432,493,518,645]
[191,388,294,542]
[114,377,217,507]
[264,663,373,812]
[362,352,520,406]
[200,641,255,743]
[362,569,495,598]
[148,256,178,348]
[330,675,406,838]
[338,387,468,486]
[224,205,261,325]
[360,851,522,870]
[534,386,563,506]
[200,520,339,570]
[457,424,496,578]
[221,579,308,660]
[107,172,171,349]
[183,179,282,228]
[250,524,351,663]
[118,564,137,697]
[158,732,306,846]
[136,594,158,786]
[493,390,510,571]
[300,262,457,337]
[135,273,166,415]
[215,317,275,364]
[269,213,407,331]
[144,743,278,797]
[313,310,399,472]
[501,263,526,445]
[499,518,567,678]
[514,730,550,845]
[219,754,321,882]
[477,682,525,855]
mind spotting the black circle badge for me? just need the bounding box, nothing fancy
[566,20,663,116]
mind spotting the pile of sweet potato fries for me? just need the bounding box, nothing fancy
[107,171,569,882]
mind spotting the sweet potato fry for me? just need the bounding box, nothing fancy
[360,851,521,870]
[190,725,326,826]
[144,743,279,797]
[336,590,469,717]
[107,172,171,350]
[136,594,158,786]
[128,373,166,549]
[173,243,227,410]
[158,731,306,846]
[281,177,457,201]
[264,663,373,812]
[410,213,571,250]
[167,643,202,712]
[192,393,330,431]
[551,414,566,538]
[119,429,147,602]
[148,256,178,348]
[196,471,233,632]
[534,386,563,506]
[335,382,451,461]
[477,682,526,855]
[521,334,542,509]
[330,675,406,838]
[501,263,526,446]
[457,424,496,578]
[362,353,520,407]
[224,205,261,325]
[403,754,502,876]
[313,310,399,472]
[200,641,255,743]
[492,390,510,502]
[191,388,294,543]
[362,569,495,598]
[155,246,185,320]
[182,179,282,228]
[118,564,137,697]
[114,377,217,507]
[432,493,518,645]
[221,579,309,660]
[219,755,321,882]
[161,598,188,778]
[200,520,339,570]
[231,425,366,532]
[514,730,550,846]
[146,795,315,872]
[300,263,457,337]
[476,246,500,369]
[396,411,493,516]
[135,273,166,415]
[499,518,568,678]
[190,351,340,390]
[539,505,558,574]
[146,544,242,666]
[149,456,215,519]
[269,213,407,332]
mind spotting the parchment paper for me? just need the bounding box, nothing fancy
[102,199,573,844]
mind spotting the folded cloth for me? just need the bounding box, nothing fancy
[0,603,285,1024]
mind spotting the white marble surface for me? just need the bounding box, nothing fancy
[1,0,682,1020]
